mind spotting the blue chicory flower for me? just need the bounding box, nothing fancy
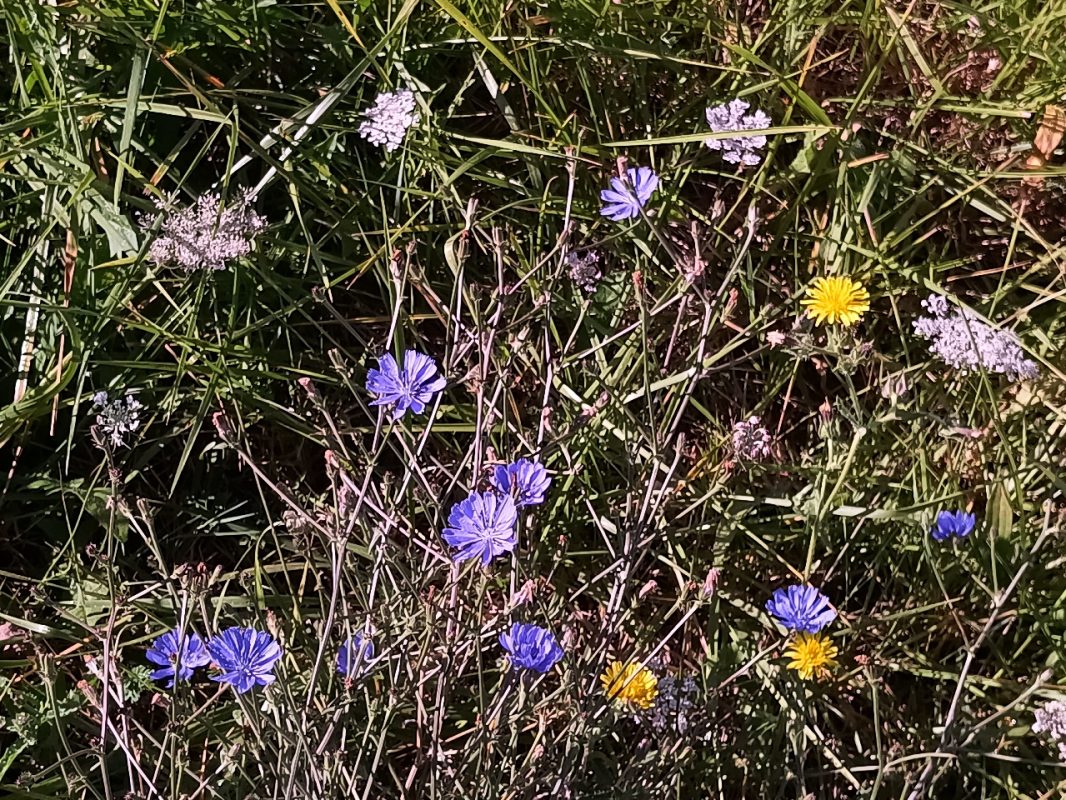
[931,510,976,541]
[491,458,551,508]
[599,166,658,221]
[337,634,375,677]
[366,349,447,421]
[207,627,283,694]
[499,622,564,673]
[765,584,836,634]
[441,491,518,565]
[146,629,211,688]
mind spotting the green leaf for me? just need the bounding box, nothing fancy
[70,575,112,627]
[988,482,1013,539]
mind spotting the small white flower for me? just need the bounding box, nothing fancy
[705,99,772,166]
[358,89,418,153]
[912,294,1038,382]
[1034,698,1066,761]
[91,391,144,449]
[143,191,265,271]
[731,416,772,461]
[566,250,602,293]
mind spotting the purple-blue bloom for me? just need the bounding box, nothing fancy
[499,622,564,673]
[599,166,658,221]
[207,627,283,694]
[442,491,518,565]
[146,629,211,688]
[765,584,836,634]
[337,634,375,676]
[491,458,551,508]
[932,510,976,541]
[366,349,447,421]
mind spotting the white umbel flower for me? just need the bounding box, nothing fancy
[731,416,772,461]
[566,250,602,293]
[912,294,1038,382]
[705,99,772,166]
[91,390,144,449]
[144,191,265,271]
[358,89,418,152]
[1033,698,1066,761]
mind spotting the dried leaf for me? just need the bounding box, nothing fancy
[1020,106,1063,191]
[63,228,76,296]
[1033,105,1065,163]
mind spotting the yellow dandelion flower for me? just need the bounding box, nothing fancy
[785,633,839,680]
[600,661,658,709]
[800,276,870,325]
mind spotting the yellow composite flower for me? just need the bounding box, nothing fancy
[600,661,658,709]
[785,633,839,681]
[800,276,870,325]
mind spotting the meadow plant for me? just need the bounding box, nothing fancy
[91,390,144,449]
[913,294,1038,380]
[6,3,1064,797]
[143,191,265,270]
[358,89,418,152]
[441,491,518,564]
[599,166,658,221]
[704,99,772,165]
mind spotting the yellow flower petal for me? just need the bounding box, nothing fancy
[801,276,870,326]
[600,661,658,709]
[784,633,839,681]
